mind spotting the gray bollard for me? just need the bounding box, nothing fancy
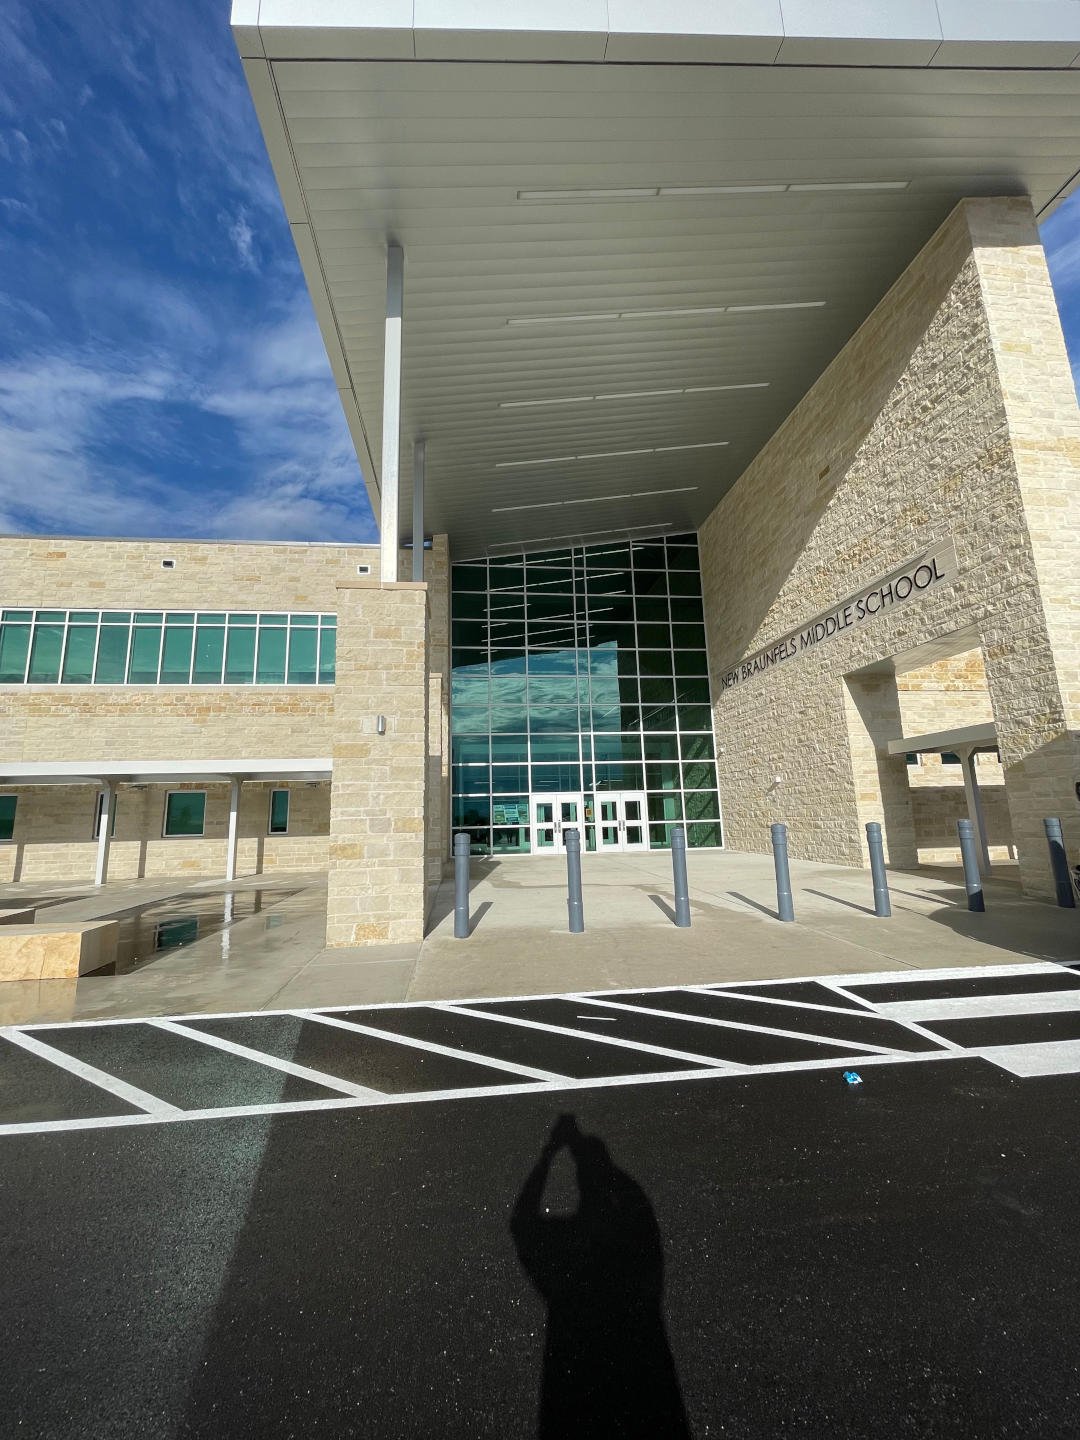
[1044,817,1077,909]
[770,822,795,922]
[565,826,585,933]
[453,830,471,938]
[671,825,692,928]
[957,818,985,912]
[865,821,892,918]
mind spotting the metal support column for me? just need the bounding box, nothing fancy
[958,746,991,876]
[411,438,426,583]
[379,244,405,584]
[225,777,241,883]
[94,781,114,887]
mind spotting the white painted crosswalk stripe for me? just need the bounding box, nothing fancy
[3,961,1080,1135]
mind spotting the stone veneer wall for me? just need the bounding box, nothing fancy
[0,781,331,882]
[0,536,376,882]
[699,198,1080,895]
[326,581,430,946]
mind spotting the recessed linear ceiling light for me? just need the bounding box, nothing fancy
[515,180,909,202]
[507,301,823,326]
[498,382,769,409]
[487,523,676,552]
[493,486,698,514]
[495,442,727,470]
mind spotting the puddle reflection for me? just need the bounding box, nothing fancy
[89,888,299,975]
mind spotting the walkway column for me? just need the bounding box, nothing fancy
[411,438,426,583]
[225,777,241,882]
[380,244,404,584]
[94,781,114,887]
[958,746,991,876]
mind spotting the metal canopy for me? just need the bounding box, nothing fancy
[235,8,1080,558]
[0,760,333,787]
[886,722,997,756]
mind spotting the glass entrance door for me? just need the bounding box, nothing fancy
[530,793,583,855]
[595,792,648,852]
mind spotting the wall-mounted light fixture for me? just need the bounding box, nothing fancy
[376,715,387,735]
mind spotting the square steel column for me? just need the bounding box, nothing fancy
[225,777,242,882]
[411,438,426,582]
[380,244,405,584]
[94,781,114,887]
[959,746,992,876]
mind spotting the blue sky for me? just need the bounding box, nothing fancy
[2,2,1080,545]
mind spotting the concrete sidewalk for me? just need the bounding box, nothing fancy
[0,851,1074,1023]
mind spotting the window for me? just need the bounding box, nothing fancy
[93,791,117,838]
[163,791,206,837]
[905,753,920,767]
[0,610,337,686]
[941,752,961,766]
[0,795,16,841]
[268,789,290,834]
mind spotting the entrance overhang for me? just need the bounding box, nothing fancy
[0,760,333,786]
[234,3,1080,558]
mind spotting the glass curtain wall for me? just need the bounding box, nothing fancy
[451,533,722,855]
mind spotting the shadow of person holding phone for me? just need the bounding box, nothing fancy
[511,1114,692,1439]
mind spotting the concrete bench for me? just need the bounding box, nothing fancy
[0,921,119,981]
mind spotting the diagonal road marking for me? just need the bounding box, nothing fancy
[296,1009,568,1082]
[153,1019,385,1100]
[569,994,897,1054]
[1,1026,182,1117]
[441,1002,749,1070]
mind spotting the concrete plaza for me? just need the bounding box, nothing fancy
[0,850,1075,1025]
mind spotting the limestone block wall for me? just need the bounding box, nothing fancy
[0,781,331,883]
[0,535,379,610]
[326,581,429,947]
[699,197,1080,895]
[424,535,451,910]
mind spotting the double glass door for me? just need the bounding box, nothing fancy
[595,792,648,852]
[529,791,647,854]
[530,793,582,855]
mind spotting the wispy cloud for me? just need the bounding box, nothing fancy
[0,0,375,543]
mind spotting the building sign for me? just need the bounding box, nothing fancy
[720,540,957,692]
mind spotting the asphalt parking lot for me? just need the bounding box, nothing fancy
[5,963,1080,1437]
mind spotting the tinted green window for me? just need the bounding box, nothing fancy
[0,795,16,840]
[255,627,287,684]
[61,625,97,684]
[127,626,162,684]
[0,625,30,682]
[192,627,225,684]
[164,791,206,836]
[269,789,289,834]
[688,821,722,847]
[685,790,721,821]
[27,625,64,682]
[160,625,194,683]
[94,625,129,683]
[69,610,98,624]
[681,733,715,761]
[683,762,715,790]
[318,628,336,684]
[287,627,318,684]
[224,627,256,684]
[291,613,317,626]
